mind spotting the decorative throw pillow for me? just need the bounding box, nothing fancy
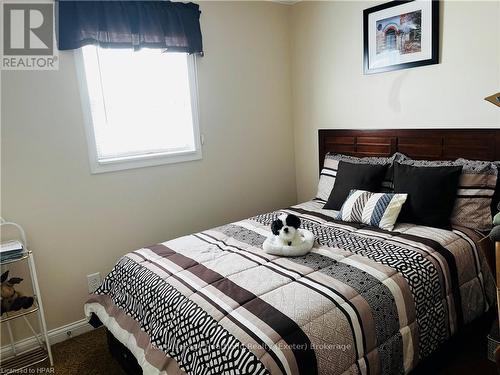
[336,190,408,231]
[394,163,462,229]
[316,152,407,202]
[324,161,387,210]
[399,158,498,231]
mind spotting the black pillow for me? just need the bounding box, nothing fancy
[393,163,462,229]
[324,161,387,210]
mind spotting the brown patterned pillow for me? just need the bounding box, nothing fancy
[399,158,498,231]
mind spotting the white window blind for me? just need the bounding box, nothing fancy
[77,46,201,173]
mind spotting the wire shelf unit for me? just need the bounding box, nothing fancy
[0,218,53,373]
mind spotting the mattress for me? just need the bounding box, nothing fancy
[85,200,495,375]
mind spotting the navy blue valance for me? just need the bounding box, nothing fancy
[57,0,203,54]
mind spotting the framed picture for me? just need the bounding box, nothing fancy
[363,0,439,74]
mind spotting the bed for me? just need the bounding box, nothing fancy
[85,129,500,375]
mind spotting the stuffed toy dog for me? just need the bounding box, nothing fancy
[1,270,34,315]
[263,214,315,256]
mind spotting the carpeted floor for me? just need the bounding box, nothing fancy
[33,327,125,375]
[25,324,497,374]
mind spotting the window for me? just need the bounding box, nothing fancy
[76,46,201,173]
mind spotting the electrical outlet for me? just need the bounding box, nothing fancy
[87,272,102,293]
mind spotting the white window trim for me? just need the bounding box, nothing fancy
[74,48,202,174]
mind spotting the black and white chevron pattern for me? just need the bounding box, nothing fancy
[96,257,270,375]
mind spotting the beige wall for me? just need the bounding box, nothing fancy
[1,2,295,334]
[291,0,500,201]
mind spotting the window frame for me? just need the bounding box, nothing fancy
[74,48,202,174]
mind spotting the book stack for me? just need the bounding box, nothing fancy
[0,240,25,262]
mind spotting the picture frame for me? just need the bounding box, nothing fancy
[363,0,439,74]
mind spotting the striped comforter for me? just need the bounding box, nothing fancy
[85,201,495,375]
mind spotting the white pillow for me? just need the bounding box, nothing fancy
[337,190,408,231]
[316,157,339,201]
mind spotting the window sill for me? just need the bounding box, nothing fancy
[89,149,202,174]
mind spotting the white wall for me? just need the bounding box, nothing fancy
[1,1,295,335]
[291,0,500,201]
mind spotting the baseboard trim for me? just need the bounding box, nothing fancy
[1,318,93,358]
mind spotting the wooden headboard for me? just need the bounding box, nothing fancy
[319,129,500,172]
[318,128,500,214]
